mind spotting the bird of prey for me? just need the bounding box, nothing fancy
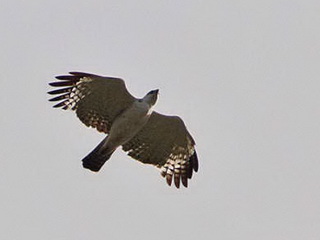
[48,72,198,188]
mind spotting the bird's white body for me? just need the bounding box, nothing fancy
[105,100,152,151]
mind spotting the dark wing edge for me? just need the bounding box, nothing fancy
[160,134,198,189]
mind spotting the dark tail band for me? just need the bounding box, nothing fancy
[82,137,115,172]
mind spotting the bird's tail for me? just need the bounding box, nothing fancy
[82,137,115,172]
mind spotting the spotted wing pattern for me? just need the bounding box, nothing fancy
[122,112,198,188]
[48,72,136,133]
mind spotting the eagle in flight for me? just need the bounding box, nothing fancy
[48,72,198,188]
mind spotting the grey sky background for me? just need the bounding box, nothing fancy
[1,1,320,239]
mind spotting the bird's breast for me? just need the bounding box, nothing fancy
[107,101,152,147]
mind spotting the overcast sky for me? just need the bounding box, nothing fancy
[1,1,320,239]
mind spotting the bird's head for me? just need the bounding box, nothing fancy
[143,89,159,106]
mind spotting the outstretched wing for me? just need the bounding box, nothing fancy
[48,72,136,133]
[122,112,198,188]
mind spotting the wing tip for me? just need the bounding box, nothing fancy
[48,81,76,87]
[181,176,188,188]
[160,152,199,189]
[52,101,67,109]
[174,174,181,188]
[54,71,93,82]
[166,174,173,186]
[69,71,96,77]
[191,151,199,172]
